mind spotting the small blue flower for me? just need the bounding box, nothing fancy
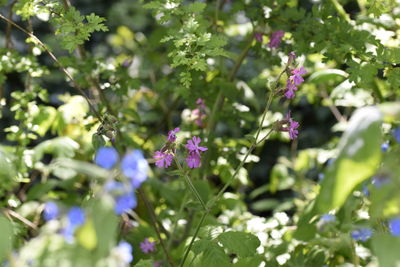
[327,158,335,166]
[362,183,369,196]
[394,127,400,144]
[117,241,133,263]
[104,181,128,194]
[67,206,85,226]
[43,201,59,221]
[389,217,400,236]
[372,175,390,188]
[381,142,389,152]
[121,150,148,189]
[95,147,119,169]
[115,193,137,215]
[320,214,336,223]
[351,228,373,242]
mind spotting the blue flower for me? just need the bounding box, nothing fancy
[43,201,59,221]
[372,175,390,188]
[394,127,400,143]
[351,228,373,241]
[320,214,336,223]
[104,181,128,194]
[67,206,85,226]
[389,217,400,236]
[381,142,389,152]
[115,193,137,215]
[95,147,119,169]
[117,241,133,263]
[121,150,148,189]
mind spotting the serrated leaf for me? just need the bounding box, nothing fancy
[193,239,231,267]
[217,231,260,258]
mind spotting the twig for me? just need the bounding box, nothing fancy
[4,209,38,231]
[0,13,103,121]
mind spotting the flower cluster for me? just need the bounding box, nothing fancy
[285,67,307,99]
[279,111,300,140]
[95,147,149,215]
[268,30,284,49]
[154,129,208,169]
[185,136,208,168]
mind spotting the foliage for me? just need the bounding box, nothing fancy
[0,0,400,266]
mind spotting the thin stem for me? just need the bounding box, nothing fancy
[0,13,102,121]
[328,0,351,22]
[179,211,208,267]
[174,158,207,211]
[138,189,176,267]
[4,209,38,231]
[166,192,189,250]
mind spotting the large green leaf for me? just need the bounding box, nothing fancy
[217,231,260,258]
[315,106,382,213]
[308,69,348,84]
[0,216,13,261]
[192,239,230,267]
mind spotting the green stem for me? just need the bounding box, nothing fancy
[174,158,208,211]
[179,211,209,267]
[328,0,351,22]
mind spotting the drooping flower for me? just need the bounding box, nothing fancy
[389,217,400,236]
[167,128,180,142]
[268,30,284,48]
[290,67,307,86]
[288,51,296,65]
[186,153,201,169]
[116,241,133,264]
[115,193,137,215]
[185,136,208,156]
[279,112,300,140]
[43,201,59,221]
[192,98,207,127]
[95,146,119,169]
[140,238,156,254]
[351,228,373,242]
[284,80,297,99]
[153,151,174,168]
[121,150,148,189]
[254,32,263,43]
[393,127,400,143]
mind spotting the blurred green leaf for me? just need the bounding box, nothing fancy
[0,215,13,261]
[217,231,260,258]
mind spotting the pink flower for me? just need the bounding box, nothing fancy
[290,67,307,86]
[167,128,180,142]
[153,151,173,168]
[140,238,156,254]
[153,261,163,267]
[285,79,298,99]
[268,30,284,48]
[186,153,201,168]
[254,32,263,43]
[185,136,208,156]
[284,112,299,140]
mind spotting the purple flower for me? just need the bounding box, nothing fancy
[43,201,59,221]
[284,78,299,99]
[372,174,390,188]
[167,128,180,142]
[186,153,201,168]
[381,142,389,152]
[351,228,373,242]
[393,127,400,143]
[121,150,148,189]
[153,151,174,168]
[95,147,119,169]
[254,32,263,42]
[115,193,137,215]
[140,238,156,254]
[290,67,307,86]
[153,261,163,267]
[268,30,284,48]
[117,241,133,263]
[185,136,208,156]
[389,217,400,236]
[285,112,300,140]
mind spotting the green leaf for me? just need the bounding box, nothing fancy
[0,216,13,261]
[76,219,97,250]
[33,137,79,162]
[372,233,400,267]
[193,239,231,267]
[315,106,383,213]
[50,158,110,179]
[308,69,348,84]
[217,231,260,258]
[134,260,154,267]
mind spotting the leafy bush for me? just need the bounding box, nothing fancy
[0,0,400,266]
